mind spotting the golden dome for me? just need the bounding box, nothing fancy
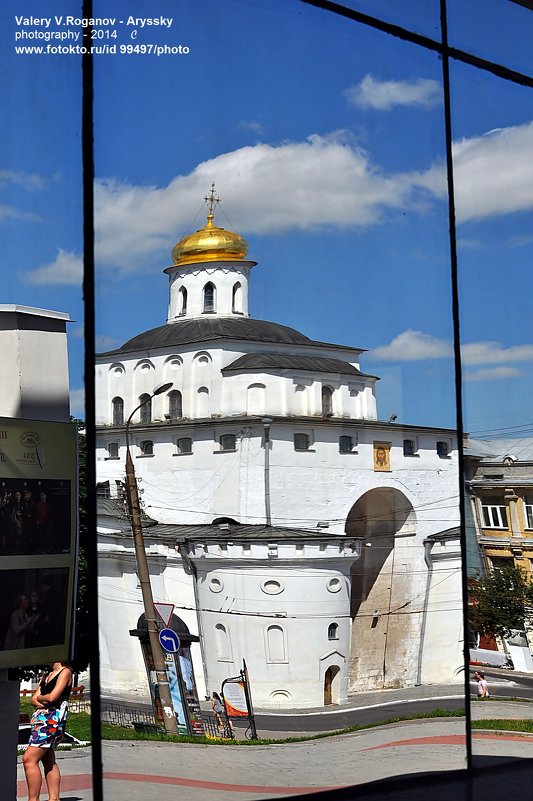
[172,209,249,266]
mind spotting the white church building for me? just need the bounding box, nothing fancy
[95,189,463,708]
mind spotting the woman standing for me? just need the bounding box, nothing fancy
[23,661,73,801]
[211,691,225,732]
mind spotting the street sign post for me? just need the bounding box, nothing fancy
[159,628,180,653]
[154,602,175,627]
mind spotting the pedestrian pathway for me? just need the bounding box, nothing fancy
[16,716,533,801]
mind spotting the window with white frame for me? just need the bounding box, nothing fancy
[168,390,183,420]
[403,438,416,456]
[524,495,533,529]
[176,436,192,455]
[215,623,233,662]
[266,624,287,663]
[139,440,153,456]
[294,432,310,451]
[178,286,187,316]
[112,396,124,425]
[219,433,236,451]
[480,496,508,529]
[232,281,242,313]
[203,282,215,313]
[328,622,339,640]
[321,386,333,416]
[138,394,151,423]
[339,435,355,453]
[436,440,449,458]
[107,442,119,459]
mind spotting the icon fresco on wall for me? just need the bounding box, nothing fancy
[373,441,391,472]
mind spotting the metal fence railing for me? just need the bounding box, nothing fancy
[68,699,236,739]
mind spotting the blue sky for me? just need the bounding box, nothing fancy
[3,0,533,435]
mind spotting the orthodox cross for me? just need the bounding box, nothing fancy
[204,182,220,221]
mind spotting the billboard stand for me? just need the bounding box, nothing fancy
[221,659,258,740]
[130,612,205,736]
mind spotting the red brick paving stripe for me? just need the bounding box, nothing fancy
[362,732,533,751]
[103,772,338,794]
[17,773,336,797]
[473,732,533,742]
[361,734,466,750]
[17,773,93,796]
[17,732,533,798]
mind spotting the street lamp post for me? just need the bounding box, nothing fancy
[124,382,178,734]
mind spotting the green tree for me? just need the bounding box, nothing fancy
[469,564,533,640]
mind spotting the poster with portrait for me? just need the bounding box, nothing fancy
[0,417,78,668]
[373,441,391,472]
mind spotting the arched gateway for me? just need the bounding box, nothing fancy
[345,488,419,692]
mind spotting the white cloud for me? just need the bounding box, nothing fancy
[371,330,452,361]
[69,387,85,418]
[86,120,533,275]
[24,249,83,286]
[345,75,441,111]
[371,330,533,381]
[464,366,524,382]
[0,169,45,191]
[416,121,533,222]
[237,120,263,134]
[0,204,41,222]
[461,341,533,365]
[94,132,416,271]
[506,234,533,249]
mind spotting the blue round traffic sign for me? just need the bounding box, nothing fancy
[159,628,180,653]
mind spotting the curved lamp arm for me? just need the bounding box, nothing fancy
[125,382,173,453]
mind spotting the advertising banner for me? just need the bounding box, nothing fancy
[166,653,189,734]
[0,417,78,668]
[222,680,248,717]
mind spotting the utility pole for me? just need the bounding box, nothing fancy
[125,383,178,734]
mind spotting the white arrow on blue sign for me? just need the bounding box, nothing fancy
[159,628,180,653]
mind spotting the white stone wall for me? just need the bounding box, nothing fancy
[0,306,70,422]
[96,421,459,533]
[419,536,464,683]
[166,261,253,321]
[189,540,360,708]
[98,538,207,698]
[95,342,372,426]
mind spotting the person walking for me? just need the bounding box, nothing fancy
[23,660,73,801]
[473,670,490,699]
[211,691,225,732]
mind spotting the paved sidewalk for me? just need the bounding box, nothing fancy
[16,713,533,801]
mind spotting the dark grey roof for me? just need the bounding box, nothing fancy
[97,497,158,527]
[183,523,355,541]
[97,498,353,542]
[98,317,359,356]
[464,437,533,462]
[222,352,370,377]
[424,526,460,541]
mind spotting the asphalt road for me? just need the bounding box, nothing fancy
[474,667,533,700]
[99,670,533,738]
[101,693,466,736]
[248,696,466,733]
